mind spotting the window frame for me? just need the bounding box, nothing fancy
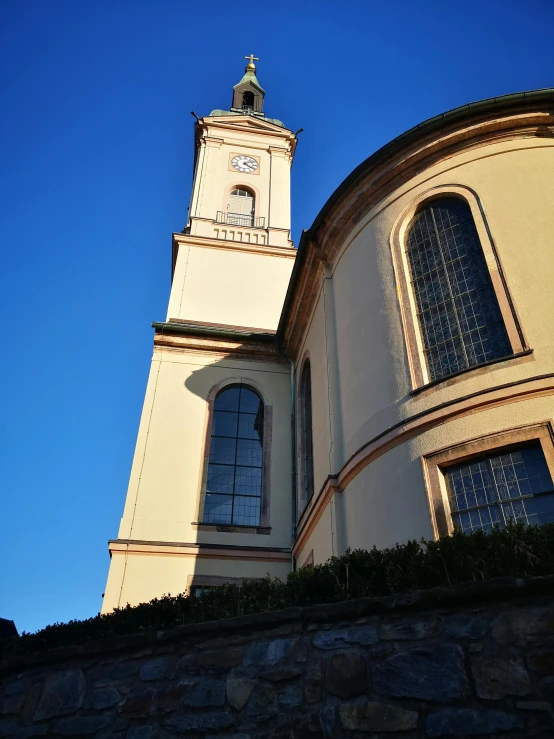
[195,378,273,534]
[421,422,554,538]
[390,186,527,390]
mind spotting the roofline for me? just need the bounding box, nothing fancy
[152,321,276,342]
[276,87,554,345]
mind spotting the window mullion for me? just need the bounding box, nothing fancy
[430,206,470,368]
[487,457,508,528]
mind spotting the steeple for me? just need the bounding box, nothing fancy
[232,54,265,114]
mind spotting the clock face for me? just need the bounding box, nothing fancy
[231,155,259,173]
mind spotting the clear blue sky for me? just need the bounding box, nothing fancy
[1,0,552,634]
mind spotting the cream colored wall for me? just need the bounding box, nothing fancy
[102,345,292,612]
[333,141,554,457]
[295,138,554,553]
[103,553,290,612]
[296,288,332,512]
[295,503,335,569]
[166,241,295,330]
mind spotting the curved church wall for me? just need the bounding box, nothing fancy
[294,135,554,566]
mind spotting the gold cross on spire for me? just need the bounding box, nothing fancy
[245,54,259,70]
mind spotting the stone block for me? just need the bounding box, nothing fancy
[325,652,367,698]
[181,679,226,707]
[373,645,468,701]
[491,606,554,645]
[339,701,418,732]
[0,692,25,715]
[3,679,30,697]
[259,666,303,681]
[127,727,152,739]
[140,658,168,681]
[14,728,49,739]
[278,682,303,710]
[426,708,523,736]
[119,688,156,718]
[53,716,113,735]
[381,617,440,640]
[304,661,323,705]
[34,668,86,721]
[312,625,378,650]
[92,687,120,710]
[0,718,17,739]
[164,711,234,732]
[472,657,531,699]
[227,678,256,711]
[243,637,298,666]
[444,615,488,639]
[527,648,554,672]
[516,701,552,711]
[246,685,278,722]
[197,647,244,669]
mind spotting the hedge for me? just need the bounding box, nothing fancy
[2,522,554,661]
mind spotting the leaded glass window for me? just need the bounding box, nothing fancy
[300,361,314,508]
[406,198,511,382]
[202,384,264,526]
[445,444,554,534]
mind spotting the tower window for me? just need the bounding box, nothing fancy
[299,360,314,512]
[202,384,264,527]
[445,444,554,534]
[406,198,512,382]
[228,187,255,227]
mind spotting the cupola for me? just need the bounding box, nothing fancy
[231,54,265,114]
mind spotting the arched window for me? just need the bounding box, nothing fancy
[406,198,512,382]
[300,360,314,510]
[242,91,255,110]
[228,187,255,227]
[202,384,264,526]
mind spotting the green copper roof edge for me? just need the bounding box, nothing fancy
[152,321,276,341]
[276,87,554,344]
[233,71,265,94]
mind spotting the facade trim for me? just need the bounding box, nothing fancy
[109,539,290,561]
[293,372,554,556]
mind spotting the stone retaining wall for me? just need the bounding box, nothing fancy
[1,577,554,738]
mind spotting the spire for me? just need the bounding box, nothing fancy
[232,54,265,113]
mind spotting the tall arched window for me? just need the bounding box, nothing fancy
[300,360,314,510]
[406,198,512,382]
[202,384,264,526]
[228,187,255,227]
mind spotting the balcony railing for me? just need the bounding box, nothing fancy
[216,212,265,228]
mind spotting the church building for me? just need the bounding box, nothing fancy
[102,59,554,611]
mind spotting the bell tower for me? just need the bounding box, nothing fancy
[101,58,297,613]
[168,55,298,329]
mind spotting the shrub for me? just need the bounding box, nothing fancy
[2,522,554,661]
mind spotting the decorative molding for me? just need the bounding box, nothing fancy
[293,372,554,556]
[109,539,290,562]
[172,232,297,261]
